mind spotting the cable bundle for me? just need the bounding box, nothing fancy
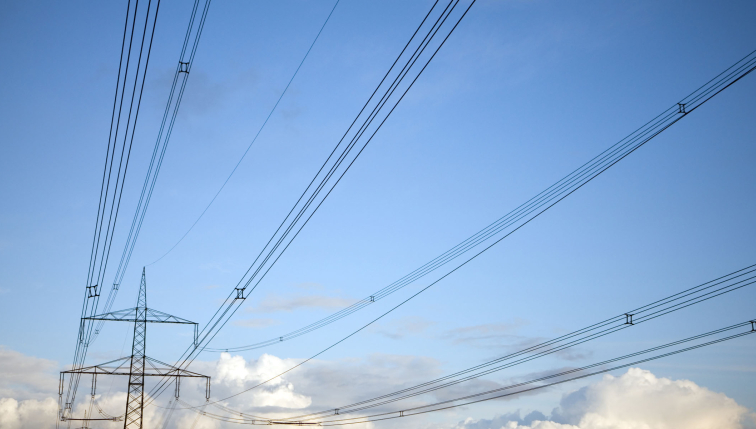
[207,48,756,353]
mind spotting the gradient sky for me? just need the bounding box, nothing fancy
[1,1,755,428]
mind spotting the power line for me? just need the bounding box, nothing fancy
[155,43,756,416]
[88,0,213,347]
[205,47,756,353]
[146,0,341,267]
[272,264,756,421]
[64,0,163,421]
[149,13,755,411]
[191,320,756,426]
[142,0,477,407]
[310,322,756,426]
[180,261,756,413]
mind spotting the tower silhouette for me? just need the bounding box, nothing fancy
[60,268,210,428]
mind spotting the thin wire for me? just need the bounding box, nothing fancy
[88,0,212,345]
[185,263,756,411]
[166,46,756,412]
[205,49,756,353]
[147,0,341,266]
[65,0,163,416]
[142,0,465,406]
[186,323,755,425]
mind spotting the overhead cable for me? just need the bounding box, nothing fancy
[64,0,163,419]
[273,263,756,421]
[147,0,341,267]
[206,48,756,353]
[88,0,213,347]
[194,320,756,426]
[144,0,476,406]
[184,261,756,414]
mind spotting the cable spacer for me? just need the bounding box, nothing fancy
[87,284,99,298]
[678,103,687,114]
[370,296,375,302]
[179,61,190,74]
[624,313,634,325]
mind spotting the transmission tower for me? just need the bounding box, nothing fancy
[60,268,210,429]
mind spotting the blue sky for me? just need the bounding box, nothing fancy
[1,1,755,428]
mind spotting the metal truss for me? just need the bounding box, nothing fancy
[60,268,209,429]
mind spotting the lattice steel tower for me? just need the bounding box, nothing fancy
[125,268,148,428]
[60,268,209,428]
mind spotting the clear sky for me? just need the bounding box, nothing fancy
[1,1,755,428]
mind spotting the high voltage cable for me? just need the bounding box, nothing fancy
[173,262,756,414]
[89,0,212,346]
[146,0,341,267]
[176,321,756,425]
[205,48,756,353]
[151,18,754,411]
[142,0,476,406]
[63,0,162,421]
[274,264,756,421]
[64,0,212,421]
[67,0,166,414]
[304,323,756,426]
[66,0,205,414]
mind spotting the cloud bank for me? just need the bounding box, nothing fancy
[456,367,755,429]
[1,343,753,429]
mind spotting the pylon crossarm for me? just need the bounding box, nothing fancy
[62,356,132,375]
[61,357,209,378]
[84,307,196,325]
[83,308,138,322]
[144,356,210,378]
[144,308,196,324]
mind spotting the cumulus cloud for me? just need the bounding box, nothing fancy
[195,353,312,410]
[0,397,58,429]
[0,346,58,400]
[455,367,755,429]
[3,344,752,429]
[180,351,450,423]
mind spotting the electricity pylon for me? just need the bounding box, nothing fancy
[60,268,209,429]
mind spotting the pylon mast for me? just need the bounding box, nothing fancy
[59,268,209,427]
[124,268,148,429]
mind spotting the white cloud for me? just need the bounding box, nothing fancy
[456,367,755,429]
[0,346,57,400]
[0,397,58,429]
[208,353,312,409]
[2,345,752,429]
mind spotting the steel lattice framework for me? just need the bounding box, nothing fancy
[60,269,209,428]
